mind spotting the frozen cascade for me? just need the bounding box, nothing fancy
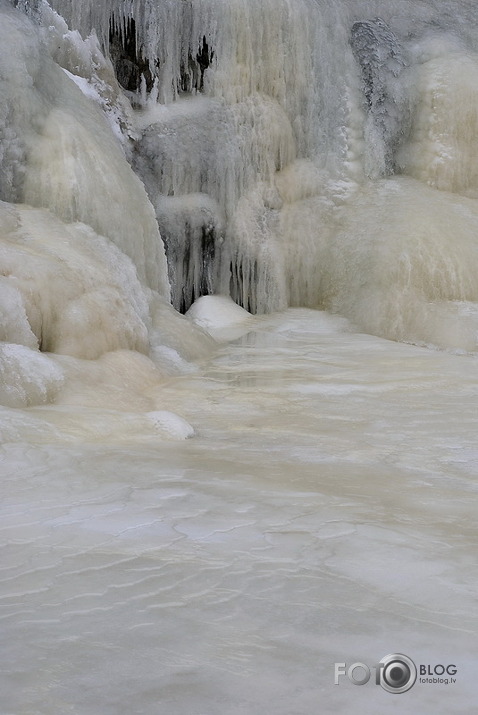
[3,0,478,398]
[18,0,478,332]
[2,0,478,394]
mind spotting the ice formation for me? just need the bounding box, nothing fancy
[3,0,478,414]
[3,4,478,713]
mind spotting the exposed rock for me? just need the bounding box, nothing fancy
[351,18,410,176]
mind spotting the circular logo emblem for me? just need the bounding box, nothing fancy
[378,653,417,694]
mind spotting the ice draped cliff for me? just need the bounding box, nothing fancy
[3,5,478,713]
[3,0,478,410]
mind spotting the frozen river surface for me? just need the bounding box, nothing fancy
[1,309,477,714]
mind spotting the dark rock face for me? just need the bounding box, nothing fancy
[151,195,223,314]
[351,19,405,104]
[109,13,214,96]
[10,0,39,12]
[180,35,214,93]
[109,16,155,94]
[351,18,410,175]
[162,220,218,314]
[229,255,259,314]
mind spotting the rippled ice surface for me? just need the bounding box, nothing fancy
[2,309,478,714]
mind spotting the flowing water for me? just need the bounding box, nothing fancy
[1,0,478,712]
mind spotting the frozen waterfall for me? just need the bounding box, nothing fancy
[2,2,478,714]
[3,0,478,349]
[6,0,478,340]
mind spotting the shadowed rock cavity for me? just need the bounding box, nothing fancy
[180,36,215,93]
[155,196,224,314]
[109,16,155,94]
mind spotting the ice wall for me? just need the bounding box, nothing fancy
[33,0,478,341]
[4,0,478,395]
[37,0,355,313]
